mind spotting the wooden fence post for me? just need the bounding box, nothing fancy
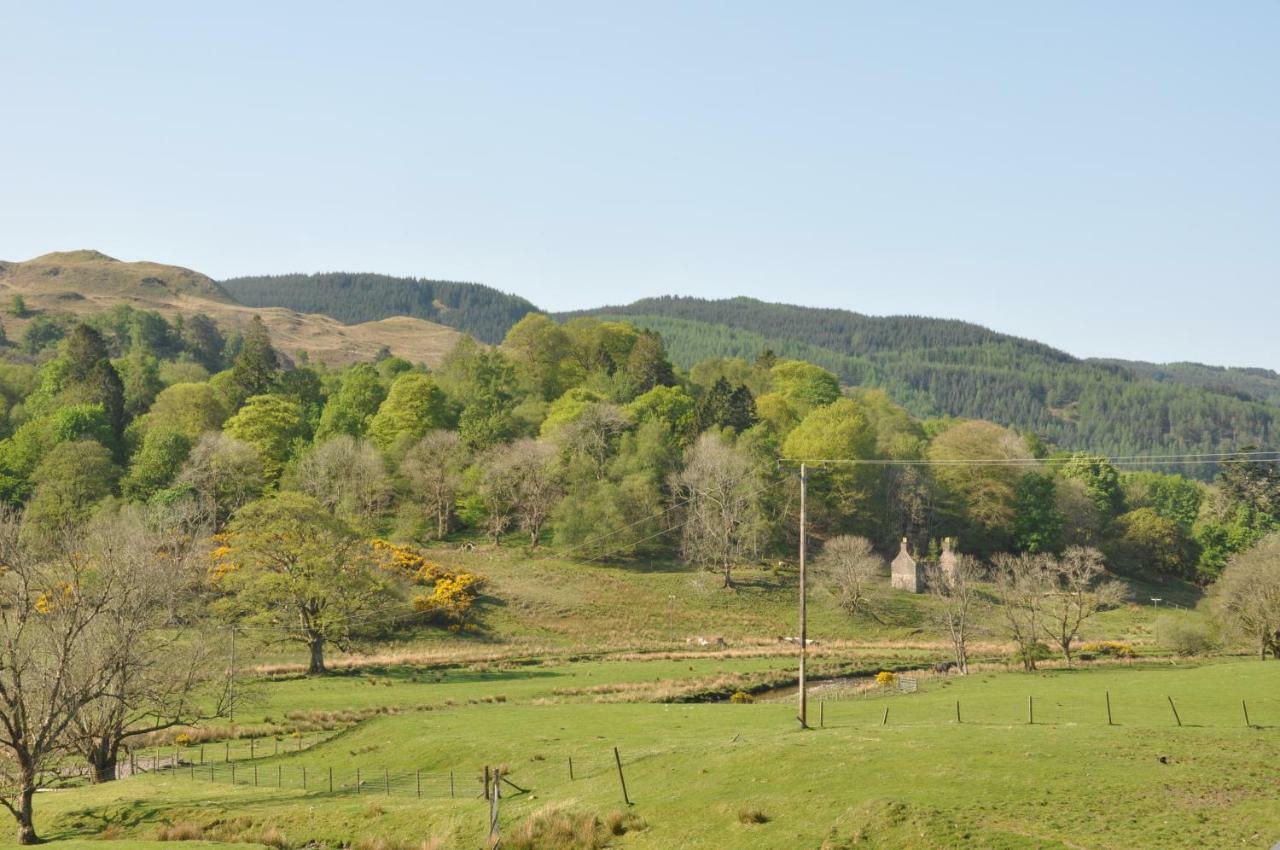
[450,770,455,798]
[881,705,889,726]
[1167,696,1182,727]
[1106,691,1113,726]
[1027,696,1034,725]
[955,701,961,724]
[416,769,421,798]
[302,766,307,790]
[820,701,825,728]
[356,767,361,794]
[488,765,501,845]
[1242,700,1251,728]
[568,756,574,780]
[613,747,631,806]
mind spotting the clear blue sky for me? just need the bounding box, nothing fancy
[3,2,1277,368]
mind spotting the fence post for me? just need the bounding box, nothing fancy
[302,766,307,790]
[568,756,574,780]
[613,747,631,806]
[955,701,961,724]
[200,744,204,765]
[416,769,421,799]
[277,765,282,788]
[881,705,889,726]
[231,763,236,784]
[488,765,501,845]
[1242,699,1251,728]
[449,770,455,799]
[1167,696,1182,727]
[1027,696,1034,725]
[483,766,490,801]
[253,765,258,787]
[225,741,230,763]
[356,767,361,795]
[384,768,389,795]
[329,766,333,793]
[1106,691,1113,726]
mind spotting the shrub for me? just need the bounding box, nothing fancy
[1080,640,1136,659]
[738,808,770,824]
[875,671,897,688]
[157,822,205,841]
[1159,618,1213,656]
[729,690,754,704]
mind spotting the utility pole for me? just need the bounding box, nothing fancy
[228,625,237,726]
[798,462,809,730]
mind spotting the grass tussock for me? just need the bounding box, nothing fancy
[503,806,612,850]
[738,808,770,824]
[355,837,446,850]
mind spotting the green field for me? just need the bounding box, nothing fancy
[13,656,1280,850]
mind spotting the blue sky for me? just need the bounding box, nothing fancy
[2,2,1277,368]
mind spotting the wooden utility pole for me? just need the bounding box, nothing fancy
[798,462,809,730]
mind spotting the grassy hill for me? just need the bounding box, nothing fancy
[560,297,1277,465]
[222,272,538,344]
[0,252,466,367]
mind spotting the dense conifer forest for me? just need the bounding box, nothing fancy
[222,272,537,344]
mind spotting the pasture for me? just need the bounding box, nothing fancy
[11,656,1279,849]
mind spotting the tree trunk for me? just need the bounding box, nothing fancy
[307,634,327,675]
[722,562,734,589]
[87,739,120,783]
[14,769,37,845]
[436,507,447,540]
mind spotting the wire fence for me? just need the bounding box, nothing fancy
[145,744,641,806]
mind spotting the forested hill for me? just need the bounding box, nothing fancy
[222,272,537,344]
[1090,359,1280,407]
[558,296,1276,461]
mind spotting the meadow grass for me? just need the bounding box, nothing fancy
[12,659,1278,849]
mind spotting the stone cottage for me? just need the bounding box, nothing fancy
[890,537,921,593]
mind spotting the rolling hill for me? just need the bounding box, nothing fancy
[0,252,465,367]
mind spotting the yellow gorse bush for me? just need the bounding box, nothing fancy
[370,539,485,625]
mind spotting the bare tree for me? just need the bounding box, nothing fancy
[478,439,562,546]
[814,535,886,622]
[176,432,264,526]
[1213,533,1280,660]
[927,553,985,675]
[671,433,765,588]
[992,552,1053,671]
[508,439,562,546]
[0,510,120,844]
[291,435,393,527]
[556,403,629,480]
[1040,546,1124,665]
[401,430,467,538]
[67,508,230,783]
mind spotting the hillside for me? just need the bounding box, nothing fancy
[1094,358,1280,407]
[0,252,465,367]
[559,296,1277,463]
[222,272,537,344]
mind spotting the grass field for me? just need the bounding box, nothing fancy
[12,658,1279,849]
[1,548,1258,849]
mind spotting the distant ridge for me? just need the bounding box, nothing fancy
[222,272,537,344]
[558,295,1276,463]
